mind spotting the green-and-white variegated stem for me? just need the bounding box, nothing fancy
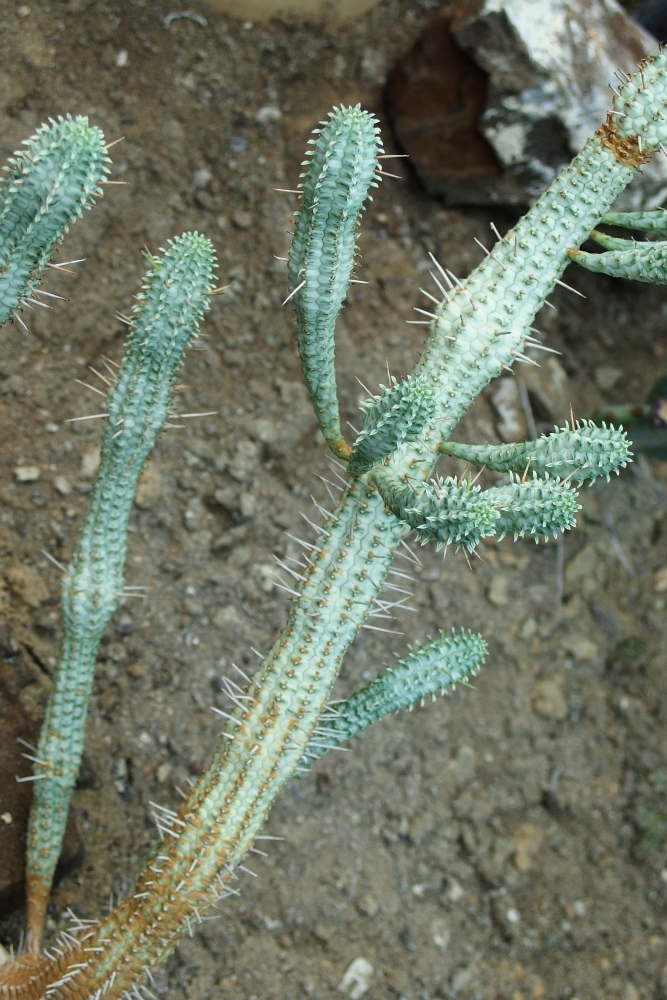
[288,106,382,459]
[0,116,109,328]
[348,375,436,476]
[600,209,667,232]
[24,234,215,954]
[374,468,580,550]
[441,420,632,485]
[5,50,667,1000]
[301,630,486,765]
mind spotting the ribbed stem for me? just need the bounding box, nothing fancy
[25,235,215,953]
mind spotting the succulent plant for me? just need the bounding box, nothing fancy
[7,47,667,1000]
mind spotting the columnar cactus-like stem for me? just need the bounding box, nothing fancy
[440,421,631,485]
[0,116,109,327]
[5,49,667,1000]
[302,630,487,764]
[288,106,383,458]
[348,375,436,476]
[24,234,215,954]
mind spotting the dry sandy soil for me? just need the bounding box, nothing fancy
[1,1,667,999]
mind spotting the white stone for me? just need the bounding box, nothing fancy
[453,0,667,207]
[14,464,40,482]
[338,958,374,999]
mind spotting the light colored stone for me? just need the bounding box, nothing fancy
[491,377,526,442]
[183,498,205,532]
[594,365,622,392]
[135,461,162,509]
[232,210,254,230]
[446,877,464,902]
[156,762,172,784]
[532,678,568,721]
[249,417,279,445]
[431,917,451,950]
[452,0,667,208]
[356,893,379,918]
[488,574,509,607]
[255,104,281,125]
[654,565,667,592]
[521,356,570,423]
[520,616,537,640]
[80,446,101,479]
[14,465,40,483]
[338,957,373,999]
[513,823,542,872]
[256,564,276,593]
[563,635,598,660]
[7,563,49,607]
[53,475,72,496]
[453,745,476,784]
[228,439,259,482]
[212,605,241,631]
[239,491,257,519]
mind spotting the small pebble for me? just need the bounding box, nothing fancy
[54,475,72,496]
[135,462,161,509]
[563,636,598,660]
[1,812,12,824]
[338,957,373,999]
[594,365,622,392]
[356,893,378,918]
[7,563,49,607]
[80,447,101,479]
[232,210,254,230]
[487,574,509,607]
[255,104,282,125]
[431,917,450,950]
[531,679,568,721]
[156,763,172,784]
[446,877,464,902]
[14,465,40,483]
[213,605,240,631]
[513,823,542,872]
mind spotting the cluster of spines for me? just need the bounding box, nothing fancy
[441,419,631,484]
[26,233,216,950]
[0,115,110,327]
[568,228,667,283]
[374,467,579,550]
[348,375,436,476]
[373,468,497,552]
[302,630,486,764]
[485,474,581,542]
[287,105,383,459]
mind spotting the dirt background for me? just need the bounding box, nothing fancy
[1,1,667,998]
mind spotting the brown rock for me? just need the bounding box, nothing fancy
[513,823,542,872]
[0,659,83,917]
[386,17,502,203]
[531,679,568,721]
[134,461,162,510]
[387,2,666,208]
[487,574,509,607]
[6,564,49,608]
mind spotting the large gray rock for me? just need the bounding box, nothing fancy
[388,0,667,208]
